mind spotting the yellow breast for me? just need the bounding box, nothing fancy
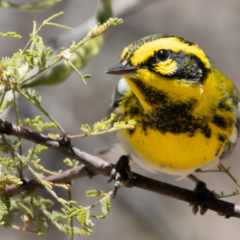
[117,125,226,175]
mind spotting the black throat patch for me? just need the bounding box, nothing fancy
[125,78,213,138]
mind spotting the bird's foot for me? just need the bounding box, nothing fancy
[190,181,215,215]
[108,155,136,198]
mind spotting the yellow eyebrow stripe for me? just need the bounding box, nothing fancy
[130,37,211,69]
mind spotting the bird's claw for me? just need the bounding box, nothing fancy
[58,134,71,145]
[108,155,136,198]
[190,181,215,215]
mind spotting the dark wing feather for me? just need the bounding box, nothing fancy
[107,77,131,116]
[220,100,240,160]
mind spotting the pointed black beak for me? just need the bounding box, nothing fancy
[105,61,138,75]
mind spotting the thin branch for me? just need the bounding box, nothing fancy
[18,90,66,135]
[4,165,89,196]
[1,119,240,218]
[12,90,23,178]
[219,163,240,188]
[68,187,74,240]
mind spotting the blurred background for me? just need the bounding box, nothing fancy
[0,0,240,239]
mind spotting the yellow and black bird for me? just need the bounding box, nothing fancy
[105,34,240,182]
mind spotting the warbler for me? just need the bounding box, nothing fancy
[105,34,240,179]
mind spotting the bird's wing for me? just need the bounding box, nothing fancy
[220,98,240,160]
[107,77,131,116]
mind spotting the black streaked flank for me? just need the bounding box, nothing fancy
[218,134,227,142]
[212,115,234,130]
[217,98,233,111]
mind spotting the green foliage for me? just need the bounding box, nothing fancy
[0,189,16,227]
[1,53,25,82]
[0,4,124,238]
[63,158,79,168]
[0,32,21,39]
[0,157,22,188]
[86,189,112,216]
[24,89,42,105]
[78,113,137,138]
[1,53,24,68]
[34,215,49,240]
[31,145,48,156]
[0,138,21,154]
[0,199,8,224]
[0,99,13,114]
[65,206,93,235]
[20,116,56,132]
[50,210,69,223]
[86,190,105,197]
[101,196,111,215]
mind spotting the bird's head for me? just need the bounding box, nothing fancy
[106,34,212,110]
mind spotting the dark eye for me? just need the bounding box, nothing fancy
[156,49,169,61]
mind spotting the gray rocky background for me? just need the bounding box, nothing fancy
[0,0,240,239]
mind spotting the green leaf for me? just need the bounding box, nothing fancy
[101,197,111,215]
[86,190,104,197]
[12,139,21,149]
[63,158,73,167]
[24,49,38,68]
[0,193,17,228]
[81,124,92,133]
[17,202,34,219]
[50,210,70,223]
[0,172,22,188]
[34,36,44,55]
[0,158,13,166]
[12,53,24,68]
[0,138,12,154]
[20,115,56,132]
[90,215,105,219]
[33,145,48,155]
[0,200,8,222]
[6,66,20,80]
[0,32,21,39]
[61,224,86,236]
[0,99,12,114]
[83,74,91,78]
[77,207,89,227]
[38,197,54,209]
[0,138,21,154]
[63,158,79,168]
[1,53,25,81]
[25,89,42,105]
[34,215,49,240]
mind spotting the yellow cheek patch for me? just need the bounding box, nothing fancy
[130,37,211,69]
[153,59,178,75]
